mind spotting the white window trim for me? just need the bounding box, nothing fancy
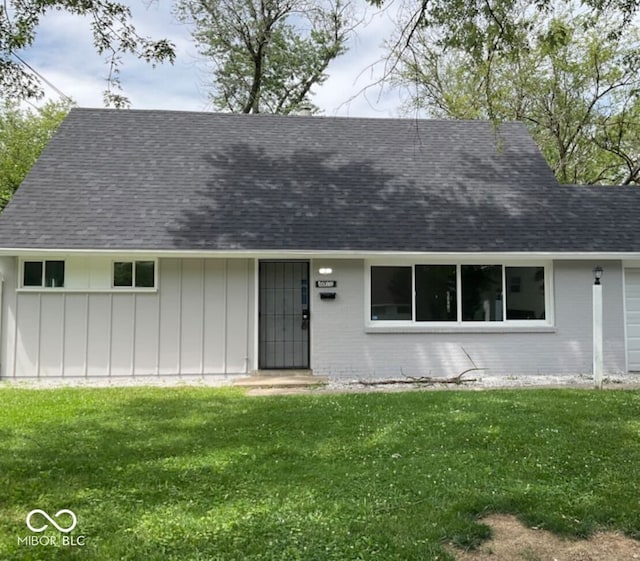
[19,258,66,289]
[17,256,159,293]
[111,258,158,290]
[365,259,555,332]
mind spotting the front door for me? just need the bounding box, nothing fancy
[259,261,310,369]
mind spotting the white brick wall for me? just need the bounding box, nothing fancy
[310,259,627,380]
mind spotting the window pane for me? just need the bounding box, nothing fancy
[114,262,133,287]
[23,261,43,287]
[506,267,545,320]
[135,261,155,288]
[462,265,503,321]
[44,261,65,288]
[416,265,457,321]
[371,266,412,321]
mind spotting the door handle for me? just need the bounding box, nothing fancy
[302,309,310,321]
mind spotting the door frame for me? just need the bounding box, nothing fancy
[257,259,311,370]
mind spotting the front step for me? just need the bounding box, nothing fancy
[252,369,314,377]
[234,370,328,389]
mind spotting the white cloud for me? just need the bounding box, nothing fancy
[17,0,402,117]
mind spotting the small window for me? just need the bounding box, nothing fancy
[371,266,412,321]
[113,260,155,288]
[22,260,64,288]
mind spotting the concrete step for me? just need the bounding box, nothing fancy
[251,369,314,377]
[234,371,328,388]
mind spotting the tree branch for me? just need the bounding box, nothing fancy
[357,368,484,386]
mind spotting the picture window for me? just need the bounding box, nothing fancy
[370,264,547,323]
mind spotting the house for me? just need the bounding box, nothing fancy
[0,107,638,380]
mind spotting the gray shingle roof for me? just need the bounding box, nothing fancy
[0,107,637,252]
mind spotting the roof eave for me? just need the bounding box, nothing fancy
[0,247,639,261]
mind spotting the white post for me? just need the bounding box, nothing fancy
[593,283,604,390]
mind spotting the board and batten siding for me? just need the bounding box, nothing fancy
[310,259,627,378]
[0,257,255,378]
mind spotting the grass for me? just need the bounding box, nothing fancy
[1,387,640,560]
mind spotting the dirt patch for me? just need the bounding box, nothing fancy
[450,514,640,561]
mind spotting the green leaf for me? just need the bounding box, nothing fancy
[0,99,71,210]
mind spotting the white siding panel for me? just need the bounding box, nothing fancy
[86,294,111,376]
[111,295,134,375]
[180,259,205,374]
[61,256,88,290]
[64,294,88,376]
[0,257,18,378]
[247,260,256,372]
[39,295,64,377]
[226,260,250,373]
[3,257,255,378]
[134,294,159,375]
[159,259,181,374]
[15,294,40,376]
[203,260,226,373]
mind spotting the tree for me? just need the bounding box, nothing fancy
[1,0,176,107]
[175,0,353,114]
[0,100,70,209]
[592,97,640,184]
[391,3,640,184]
[379,0,639,63]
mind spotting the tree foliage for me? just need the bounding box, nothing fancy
[176,0,353,114]
[0,0,176,107]
[391,1,640,184]
[0,100,70,210]
[382,0,639,58]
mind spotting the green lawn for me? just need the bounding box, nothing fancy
[1,387,640,560]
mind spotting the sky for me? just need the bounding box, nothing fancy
[18,0,405,118]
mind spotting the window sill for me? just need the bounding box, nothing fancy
[17,288,158,294]
[365,324,557,334]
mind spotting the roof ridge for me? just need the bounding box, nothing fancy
[68,106,525,126]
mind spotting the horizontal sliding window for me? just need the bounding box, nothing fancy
[113,260,155,288]
[370,264,548,324]
[22,260,65,288]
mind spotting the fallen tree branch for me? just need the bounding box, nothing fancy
[357,367,485,386]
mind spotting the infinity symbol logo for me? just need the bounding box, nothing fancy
[26,509,77,533]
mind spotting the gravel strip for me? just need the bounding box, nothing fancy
[1,372,639,392]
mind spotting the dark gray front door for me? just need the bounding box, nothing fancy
[259,261,310,369]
